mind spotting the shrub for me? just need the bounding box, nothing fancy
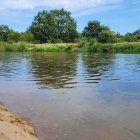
[18,42,28,52]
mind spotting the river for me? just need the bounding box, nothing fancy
[0,52,140,140]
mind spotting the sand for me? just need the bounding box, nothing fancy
[0,105,39,140]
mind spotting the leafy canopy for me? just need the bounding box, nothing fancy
[0,25,10,42]
[29,9,77,43]
[29,10,56,43]
[82,20,116,43]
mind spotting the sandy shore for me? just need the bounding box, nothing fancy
[0,105,39,140]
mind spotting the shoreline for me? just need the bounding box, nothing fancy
[1,42,140,53]
[0,104,39,140]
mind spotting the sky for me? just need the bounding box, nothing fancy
[0,0,140,35]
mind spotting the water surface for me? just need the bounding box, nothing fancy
[0,52,140,140]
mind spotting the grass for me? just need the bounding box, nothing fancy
[80,41,140,53]
[0,41,140,53]
[0,42,79,52]
[31,43,79,52]
[1,42,28,52]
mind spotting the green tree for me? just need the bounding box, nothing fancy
[133,29,140,41]
[20,32,34,42]
[124,28,140,42]
[133,28,140,35]
[0,25,10,42]
[115,32,124,42]
[51,8,77,42]
[29,9,77,43]
[98,30,116,43]
[82,21,109,39]
[29,10,57,43]
[82,20,116,43]
[124,33,137,42]
[8,30,20,42]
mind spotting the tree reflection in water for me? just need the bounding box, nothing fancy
[29,53,77,89]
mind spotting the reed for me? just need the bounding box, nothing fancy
[1,41,140,53]
[4,42,28,52]
[80,41,140,53]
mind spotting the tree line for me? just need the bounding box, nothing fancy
[0,8,140,44]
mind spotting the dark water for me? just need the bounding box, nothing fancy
[0,52,140,140]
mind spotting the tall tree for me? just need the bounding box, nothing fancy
[82,20,116,43]
[82,21,109,38]
[51,8,77,42]
[29,10,57,43]
[0,25,10,42]
[29,9,77,43]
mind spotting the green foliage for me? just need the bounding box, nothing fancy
[72,48,84,53]
[82,20,117,43]
[124,33,137,42]
[31,44,73,52]
[133,29,140,35]
[4,43,18,52]
[29,9,77,43]
[19,32,34,42]
[0,25,34,43]
[124,29,140,42]
[0,25,10,42]
[0,9,140,51]
[80,39,140,53]
[98,30,116,43]
[0,41,5,47]
[4,42,28,52]
[51,8,77,42]
[29,10,57,43]
[83,21,102,39]
[52,39,63,43]
[8,30,20,42]
[18,42,28,52]
[1,41,140,53]
[115,32,124,42]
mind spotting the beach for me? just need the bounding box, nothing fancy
[0,104,39,140]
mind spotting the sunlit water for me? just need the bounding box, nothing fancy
[0,52,140,140]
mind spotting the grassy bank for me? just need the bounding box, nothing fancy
[1,41,140,53]
[0,42,79,52]
[30,43,79,52]
[79,41,140,53]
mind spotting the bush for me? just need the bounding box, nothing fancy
[4,42,28,52]
[18,42,28,52]
[80,39,140,53]
[4,43,17,52]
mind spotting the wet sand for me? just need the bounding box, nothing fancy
[0,104,39,140]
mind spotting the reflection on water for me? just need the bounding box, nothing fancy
[83,54,116,82]
[0,52,140,140]
[29,53,77,89]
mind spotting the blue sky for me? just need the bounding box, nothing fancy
[0,0,140,35]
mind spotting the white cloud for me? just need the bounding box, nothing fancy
[0,0,122,14]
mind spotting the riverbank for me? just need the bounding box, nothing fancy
[0,104,39,140]
[79,41,140,53]
[0,42,79,52]
[0,42,140,53]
